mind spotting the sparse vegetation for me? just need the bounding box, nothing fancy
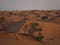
[41,16,48,20]
[58,15,60,17]
[24,22,44,41]
[35,33,44,41]
[55,12,59,14]
[14,14,17,15]
[47,11,51,13]
[24,18,28,20]
[28,22,41,35]
[20,13,28,21]
[9,12,13,15]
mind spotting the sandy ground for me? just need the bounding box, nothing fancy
[0,21,60,45]
[0,10,60,45]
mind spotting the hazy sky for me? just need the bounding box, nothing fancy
[0,0,60,11]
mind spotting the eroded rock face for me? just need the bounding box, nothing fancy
[5,20,26,33]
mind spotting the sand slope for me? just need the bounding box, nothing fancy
[0,21,60,45]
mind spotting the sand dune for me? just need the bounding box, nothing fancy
[0,21,60,45]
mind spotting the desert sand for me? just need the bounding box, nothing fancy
[0,10,60,45]
[0,21,60,45]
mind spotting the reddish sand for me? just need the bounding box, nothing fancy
[0,10,60,45]
[0,21,60,45]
